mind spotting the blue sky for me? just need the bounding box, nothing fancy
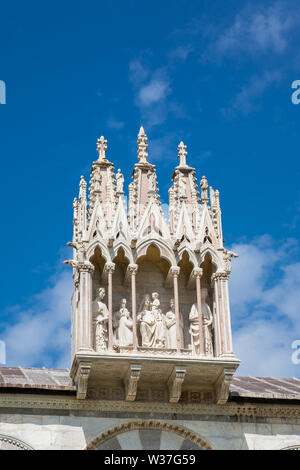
[0,0,300,375]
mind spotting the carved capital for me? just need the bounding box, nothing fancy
[192,267,203,279]
[75,361,92,400]
[79,262,94,274]
[124,364,142,402]
[170,266,180,278]
[128,264,138,276]
[68,261,94,274]
[104,262,115,275]
[167,366,186,403]
[214,368,235,405]
[211,271,229,282]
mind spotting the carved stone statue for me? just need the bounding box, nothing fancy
[201,288,214,357]
[179,177,186,198]
[148,172,155,192]
[137,295,156,347]
[115,298,133,347]
[151,292,165,348]
[165,299,184,349]
[93,287,109,351]
[116,169,124,193]
[189,303,200,355]
[200,175,209,203]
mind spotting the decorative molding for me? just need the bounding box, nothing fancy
[85,420,213,450]
[167,366,186,403]
[74,361,92,400]
[124,364,142,401]
[0,394,299,419]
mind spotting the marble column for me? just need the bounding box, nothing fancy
[193,267,205,356]
[104,262,115,351]
[128,263,138,350]
[77,262,94,352]
[211,272,230,356]
[171,266,181,353]
[220,272,233,355]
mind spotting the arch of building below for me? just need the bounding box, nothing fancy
[86,421,213,451]
[0,434,34,450]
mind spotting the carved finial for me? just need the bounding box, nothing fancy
[96,136,107,162]
[137,126,148,164]
[177,141,187,167]
[200,175,209,204]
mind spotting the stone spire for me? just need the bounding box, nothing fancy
[96,136,108,162]
[137,126,148,164]
[177,141,187,167]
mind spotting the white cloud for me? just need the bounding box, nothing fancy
[1,270,72,368]
[168,45,193,61]
[138,76,171,107]
[129,59,183,129]
[229,236,300,376]
[211,2,296,59]
[106,117,124,129]
[221,70,282,117]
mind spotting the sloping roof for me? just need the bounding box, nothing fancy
[230,376,300,400]
[0,367,299,400]
[0,367,75,391]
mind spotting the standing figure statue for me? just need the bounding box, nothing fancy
[137,295,156,347]
[116,169,124,193]
[115,298,133,347]
[148,172,156,192]
[189,303,201,355]
[93,287,109,352]
[151,292,165,348]
[201,288,214,357]
[165,299,184,349]
[179,177,186,198]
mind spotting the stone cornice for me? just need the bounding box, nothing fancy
[0,394,299,419]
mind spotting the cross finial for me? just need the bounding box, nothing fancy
[177,141,187,167]
[96,136,107,162]
[137,126,148,164]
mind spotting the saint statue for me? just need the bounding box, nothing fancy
[165,299,184,349]
[92,287,109,351]
[151,292,165,348]
[116,169,124,193]
[189,303,201,355]
[200,175,209,202]
[201,288,214,357]
[115,298,133,347]
[179,177,186,198]
[148,172,155,192]
[137,295,156,347]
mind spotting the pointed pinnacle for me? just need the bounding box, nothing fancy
[139,126,146,136]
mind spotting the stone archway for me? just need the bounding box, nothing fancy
[86,420,213,450]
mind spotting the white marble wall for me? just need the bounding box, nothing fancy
[0,413,300,450]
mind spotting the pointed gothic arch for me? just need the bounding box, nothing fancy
[87,240,111,263]
[135,239,176,267]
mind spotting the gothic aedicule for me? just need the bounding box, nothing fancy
[65,127,240,404]
[0,129,299,450]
